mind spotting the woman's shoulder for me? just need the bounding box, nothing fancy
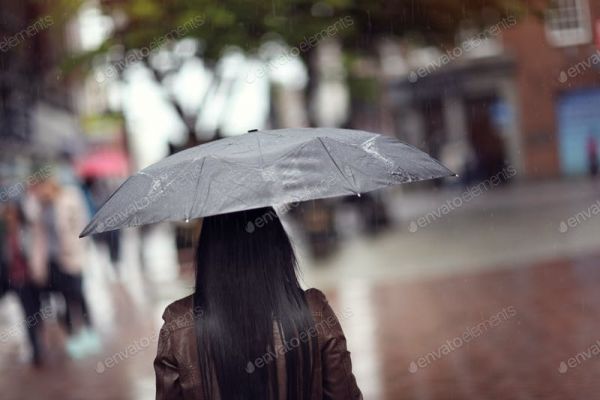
[161,295,197,332]
[304,289,348,339]
[304,288,330,316]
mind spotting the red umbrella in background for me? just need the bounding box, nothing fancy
[75,148,129,178]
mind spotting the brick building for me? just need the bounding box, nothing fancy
[390,0,600,180]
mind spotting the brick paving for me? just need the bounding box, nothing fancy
[332,254,600,400]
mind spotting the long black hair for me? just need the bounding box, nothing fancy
[193,207,317,400]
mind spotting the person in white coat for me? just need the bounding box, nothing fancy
[26,177,100,358]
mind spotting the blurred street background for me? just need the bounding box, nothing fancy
[2,0,600,398]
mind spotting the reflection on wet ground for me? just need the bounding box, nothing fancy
[2,251,600,399]
[340,254,600,399]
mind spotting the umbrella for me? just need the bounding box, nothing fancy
[75,148,129,179]
[80,128,454,237]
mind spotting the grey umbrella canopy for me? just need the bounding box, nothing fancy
[80,128,454,237]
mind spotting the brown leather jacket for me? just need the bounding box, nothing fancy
[154,288,363,399]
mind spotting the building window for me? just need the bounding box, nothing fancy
[545,0,592,47]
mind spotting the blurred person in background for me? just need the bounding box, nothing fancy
[587,135,598,177]
[82,177,122,274]
[0,201,44,366]
[155,207,362,400]
[300,201,339,259]
[26,177,100,359]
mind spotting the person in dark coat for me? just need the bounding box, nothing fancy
[587,136,598,177]
[0,201,45,366]
[154,207,362,400]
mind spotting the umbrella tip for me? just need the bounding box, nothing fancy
[248,129,258,133]
[79,225,92,238]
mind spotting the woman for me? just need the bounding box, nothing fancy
[155,207,362,400]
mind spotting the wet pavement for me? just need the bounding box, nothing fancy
[2,252,600,399]
[2,179,600,399]
[339,254,600,399]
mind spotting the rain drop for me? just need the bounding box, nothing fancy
[185,218,190,223]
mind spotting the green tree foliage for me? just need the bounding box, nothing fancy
[94,0,529,61]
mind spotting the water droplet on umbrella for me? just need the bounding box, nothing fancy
[357,193,361,198]
[185,218,190,223]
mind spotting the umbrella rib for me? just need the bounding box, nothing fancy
[343,136,454,179]
[314,137,394,182]
[196,157,256,216]
[328,136,453,176]
[132,163,201,222]
[254,131,265,170]
[186,157,207,220]
[316,137,359,195]
[205,155,264,196]
[139,155,200,192]
[200,179,212,216]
